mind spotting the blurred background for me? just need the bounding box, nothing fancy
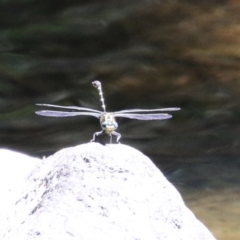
[1,0,240,239]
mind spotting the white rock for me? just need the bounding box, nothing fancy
[0,143,216,240]
[0,149,40,229]
[0,148,40,192]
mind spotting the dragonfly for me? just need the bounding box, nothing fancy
[36,81,180,143]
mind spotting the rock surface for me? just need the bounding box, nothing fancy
[0,143,216,240]
[0,149,40,194]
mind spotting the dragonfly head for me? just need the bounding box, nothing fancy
[100,113,118,134]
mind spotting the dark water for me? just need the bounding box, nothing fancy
[1,1,240,239]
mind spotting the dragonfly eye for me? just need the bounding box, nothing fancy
[101,122,107,129]
[113,121,118,129]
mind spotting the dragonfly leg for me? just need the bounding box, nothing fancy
[90,130,104,142]
[111,131,121,143]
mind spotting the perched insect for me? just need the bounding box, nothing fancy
[36,81,180,143]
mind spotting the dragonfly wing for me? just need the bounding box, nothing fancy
[113,113,172,120]
[36,103,102,113]
[35,110,101,118]
[114,107,180,114]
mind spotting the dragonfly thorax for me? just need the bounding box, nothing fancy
[100,113,118,134]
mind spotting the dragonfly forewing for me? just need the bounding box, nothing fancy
[36,103,102,113]
[35,110,101,118]
[113,113,172,120]
[113,107,180,114]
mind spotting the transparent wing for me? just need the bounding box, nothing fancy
[114,107,180,114]
[113,113,172,120]
[36,103,102,113]
[35,110,101,118]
